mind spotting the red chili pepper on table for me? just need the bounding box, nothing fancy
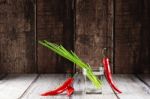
[41,77,74,96]
[66,86,74,96]
[102,57,122,93]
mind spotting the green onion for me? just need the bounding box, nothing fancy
[39,40,102,88]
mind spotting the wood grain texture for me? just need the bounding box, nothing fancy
[0,74,149,99]
[37,0,74,73]
[115,0,150,73]
[75,0,113,70]
[21,74,117,99]
[0,74,37,99]
[0,0,36,73]
[21,74,69,99]
[113,75,150,99]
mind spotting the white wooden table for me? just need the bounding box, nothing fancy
[0,74,149,99]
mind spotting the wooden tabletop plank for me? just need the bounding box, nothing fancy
[22,74,117,99]
[1,74,149,99]
[0,74,37,99]
[113,74,150,99]
[21,74,69,99]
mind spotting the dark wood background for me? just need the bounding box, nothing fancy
[0,0,36,73]
[115,0,150,73]
[37,0,74,73]
[75,0,113,70]
[0,0,150,73]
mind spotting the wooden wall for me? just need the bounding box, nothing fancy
[75,0,113,69]
[0,0,150,73]
[37,0,74,73]
[0,0,36,73]
[0,0,74,73]
[115,0,150,73]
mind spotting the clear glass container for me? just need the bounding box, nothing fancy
[82,66,104,94]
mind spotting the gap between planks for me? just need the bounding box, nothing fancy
[0,74,38,99]
[113,74,150,99]
[19,74,40,99]
[135,74,150,88]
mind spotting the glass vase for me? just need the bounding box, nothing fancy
[82,66,104,94]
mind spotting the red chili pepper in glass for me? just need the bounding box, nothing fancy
[102,57,122,93]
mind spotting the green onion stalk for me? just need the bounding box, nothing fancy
[39,40,102,88]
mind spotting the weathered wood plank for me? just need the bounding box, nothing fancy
[21,74,69,99]
[1,74,149,99]
[0,0,36,73]
[0,74,37,99]
[22,74,117,99]
[37,0,74,73]
[115,0,150,73]
[113,75,150,99]
[75,0,113,70]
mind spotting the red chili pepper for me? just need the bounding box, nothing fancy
[41,77,74,96]
[66,86,74,96]
[102,57,122,93]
